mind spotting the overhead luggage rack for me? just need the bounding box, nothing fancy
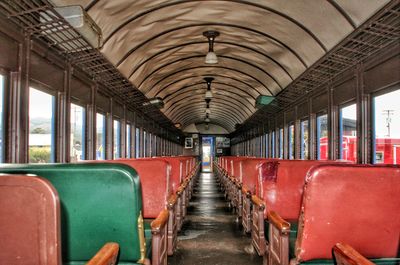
[234,0,400,135]
[0,0,182,138]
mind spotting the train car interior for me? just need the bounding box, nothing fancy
[0,1,399,265]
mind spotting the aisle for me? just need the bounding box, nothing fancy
[168,172,262,265]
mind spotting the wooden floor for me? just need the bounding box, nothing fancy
[169,172,262,265]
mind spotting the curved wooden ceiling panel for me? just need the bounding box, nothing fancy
[145,67,267,98]
[51,0,390,132]
[138,56,278,96]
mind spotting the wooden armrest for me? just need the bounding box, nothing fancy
[333,243,375,265]
[176,185,185,195]
[251,195,265,211]
[242,187,251,197]
[233,179,241,188]
[151,209,169,234]
[267,211,290,234]
[167,194,177,208]
[86,242,119,265]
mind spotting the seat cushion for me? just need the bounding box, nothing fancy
[144,219,152,240]
[287,221,298,259]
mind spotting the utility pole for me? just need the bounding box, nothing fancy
[382,110,394,137]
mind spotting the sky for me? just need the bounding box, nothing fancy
[29,87,53,119]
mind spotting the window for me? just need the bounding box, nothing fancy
[300,119,309,159]
[96,113,106,160]
[70,103,85,162]
[153,135,157,156]
[288,124,295,159]
[126,124,131,158]
[373,89,400,165]
[113,119,121,159]
[260,136,263,157]
[279,128,283,159]
[271,131,275,158]
[135,127,140,158]
[29,87,55,163]
[149,133,152,157]
[265,133,269,158]
[340,104,357,162]
[317,114,328,160]
[0,75,5,162]
[143,130,147,157]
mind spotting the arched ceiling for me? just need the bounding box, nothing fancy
[53,0,390,132]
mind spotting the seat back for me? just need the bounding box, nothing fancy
[0,174,61,265]
[0,163,143,263]
[225,157,242,176]
[258,160,339,220]
[155,157,183,192]
[240,158,269,194]
[231,157,249,180]
[295,164,400,262]
[115,158,172,219]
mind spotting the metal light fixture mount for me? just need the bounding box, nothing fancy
[203,30,219,64]
[204,77,214,99]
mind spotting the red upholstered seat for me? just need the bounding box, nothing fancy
[253,160,347,256]
[156,157,185,193]
[295,164,400,262]
[229,157,248,180]
[241,158,270,194]
[257,160,336,220]
[115,159,172,219]
[0,175,61,265]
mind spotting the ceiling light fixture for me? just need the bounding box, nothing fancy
[142,97,164,108]
[203,30,219,64]
[204,77,214,99]
[205,113,210,123]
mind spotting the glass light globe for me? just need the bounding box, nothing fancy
[205,51,218,64]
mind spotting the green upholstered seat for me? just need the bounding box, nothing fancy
[0,163,150,264]
[288,221,298,259]
[144,219,152,240]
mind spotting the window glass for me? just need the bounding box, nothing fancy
[288,124,295,159]
[317,114,328,160]
[126,124,131,158]
[153,135,157,156]
[279,128,283,159]
[340,104,357,162]
[96,113,106,160]
[70,103,85,162]
[373,89,400,164]
[265,133,269,158]
[143,130,147,157]
[29,87,55,163]
[0,75,4,162]
[135,127,140,158]
[300,120,309,159]
[113,120,121,159]
[149,133,152,157]
[260,136,263,157]
[271,131,275,158]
